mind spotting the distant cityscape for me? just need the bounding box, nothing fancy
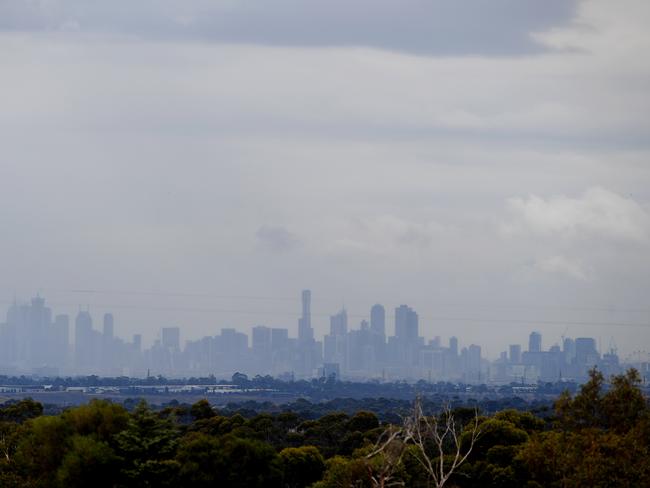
[0,290,639,383]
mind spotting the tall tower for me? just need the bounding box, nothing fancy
[395,305,418,341]
[75,310,93,370]
[298,289,314,344]
[529,331,542,353]
[370,304,386,338]
[103,313,114,339]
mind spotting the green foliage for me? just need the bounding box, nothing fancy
[189,399,215,421]
[520,368,650,488]
[62,399,129,443]
[347,411,379,433]
[311,455,372,488]
[0,398,43,423]
[0,369,648,488]
[278,445,326,488]
[176,432,280,488]
[114,400,180,487]
[56,435,119,488]
[13,415,71,487]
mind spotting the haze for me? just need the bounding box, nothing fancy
[1,0,649,360]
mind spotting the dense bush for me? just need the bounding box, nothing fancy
[0,369,647,487]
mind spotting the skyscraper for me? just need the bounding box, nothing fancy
[395,305,418,341]
[298,289,314,344]
[52,314,69,368]
[529,331,542,353]
[103,313,114,339]
[370,304,385,337]
[75,310,94,370]
[509,344,522,364]
[162,327,180,350]
[329,309,348,336]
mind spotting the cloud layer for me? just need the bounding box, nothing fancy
[0,0,648,357]
[0,0,578,56]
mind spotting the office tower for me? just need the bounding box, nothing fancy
[252,325,272,353]
[329,309,348,335]
[563,337,576,363]
[370,304,386,337]
[324,309,349,371]
[395,305,418,341]
[217,328,249,372]
[103,313,114,339]
[6,301,27,364]
[52,314,70,368]
[575,337,599,366]
[252,325,272,373]
[162,327,180,350]
[271,328,289,351]
[133,334,142,352]
[27,296,51,365]
[298,289,314,344]
[467,344,482,381]
[509,344,522,364]
[529,331,542,353]
[449,336,458,356]
[75,310,94,370]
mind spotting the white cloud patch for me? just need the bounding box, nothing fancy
[533,255,589,281]
[504,187,650,242]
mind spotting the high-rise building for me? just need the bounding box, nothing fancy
[103,313,114,339]
[509,344,522,364]
[52,314,69,367]
[449,336,458,356]
[329,309,348,336]
[27,296,51,365]
[529,331,542,353]
[252,325,272,354]
[298,289,314,344]
[370,304,385,337]
[575,337,599,366]
[162,327,180,350]
[75,310,94,370]
[133,334,142,352]
[271,328,289,351]
[395,305,418,341]
[563,337,576,364]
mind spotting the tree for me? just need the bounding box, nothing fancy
[0,399,43,423]
[362,399,481,488]
[278,446,326,488]
[114,400,180,487]
[176,433,281,488]
[56,435,119,488]
[189,399,215,421]
[520,368,650,487]
[402,398,481,488]
[363,424,408,488]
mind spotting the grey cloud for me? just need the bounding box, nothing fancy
[0,0,578,56]
[256,225,299,253]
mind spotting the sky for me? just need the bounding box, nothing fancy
[1,0,649,359]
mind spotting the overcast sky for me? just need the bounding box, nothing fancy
[1,0,649,358]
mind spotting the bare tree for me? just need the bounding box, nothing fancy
[0,430,13,463]
[364,424,407,488]
[403,397,481,488]
[364,398,481,488]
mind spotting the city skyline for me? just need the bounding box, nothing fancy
[0,289,643,359]
[1,0,649,370]
[0,290,632,382]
